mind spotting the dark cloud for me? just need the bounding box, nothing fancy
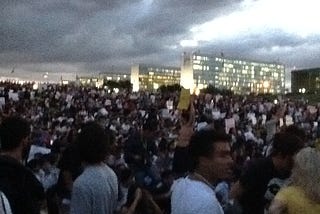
[0,0,319,83]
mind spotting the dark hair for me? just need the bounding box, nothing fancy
[189,129,231,171]
[284,125,306,142]
[271,132,304,157]
[0,116,30,151]
[76,122,113,164]
[118,167,133,184]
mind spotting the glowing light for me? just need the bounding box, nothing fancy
[114,88,119,93]
[274,99,278,105]
[180,40,198,47]
[263,81,270,88]
[194,87,200,96]
[33,83,38,90]
[153,83,159,90]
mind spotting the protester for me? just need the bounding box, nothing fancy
[171,129,233,214]
[0,81,320,213]
[70,122,118,214]
[232,130,304,214]
[269,147,320,214]
[0,116,45,214]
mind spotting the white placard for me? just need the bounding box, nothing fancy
[262,114,267,125]
[212,111,221,120]
[27,145,51,162]
[247,113,257,125]
[225,118,235,134]
[279,118,284,127]
[66,95,73,103]
[166,100,173,110]
[285,115,294,126]
[139,110,146,117]
[105,99,112,106]
[150,95,156,104]
[99,108,108,116]
[8,92,19,101]
[0,97,5,107]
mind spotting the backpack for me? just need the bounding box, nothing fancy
[0,191,12,214]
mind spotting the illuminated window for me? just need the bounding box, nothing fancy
[193,65,202,70]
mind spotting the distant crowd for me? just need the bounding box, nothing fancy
[0,81,320,214]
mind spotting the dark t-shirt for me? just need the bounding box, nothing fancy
[56,143,83,198]
[0,155,45,214]
[239,157,280,214]
[172,146,191,177]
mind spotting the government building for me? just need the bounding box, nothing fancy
[180,52,285,94]
[291,68,320,94]
[131,64,180,91]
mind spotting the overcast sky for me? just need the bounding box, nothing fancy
[1,0,320,85]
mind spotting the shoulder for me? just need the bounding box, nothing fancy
[74,164,117,187]
[171,178,223,214]
[275,186,301,202]
[172,178,221,209]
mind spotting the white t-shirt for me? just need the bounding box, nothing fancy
[171,177,224,214]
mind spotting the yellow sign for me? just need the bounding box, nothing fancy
[177,88,190,110]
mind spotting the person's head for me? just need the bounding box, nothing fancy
[0,116,31,160]
[118,167,134,187]
[161,170,174,187]
[189,129,233,182]
[271,132,304,176]
[76,122,113,164]
[291,147,320,202]
[284,125,307,142]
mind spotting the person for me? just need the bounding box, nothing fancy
[172,95,195,177]
[232,131,304,214]
[171,129,233,214]
[0,190,12,214]
[269,147,320,214]
[121,185,162,214]
[70,122,118,214]
[0,116,45,214]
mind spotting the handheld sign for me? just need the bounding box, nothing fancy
[177,88,190,110]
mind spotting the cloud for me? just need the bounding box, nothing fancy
[0,0,319,86]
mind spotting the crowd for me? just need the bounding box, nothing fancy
[0,81,320,214]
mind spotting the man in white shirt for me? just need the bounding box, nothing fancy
[171,129,233,214]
